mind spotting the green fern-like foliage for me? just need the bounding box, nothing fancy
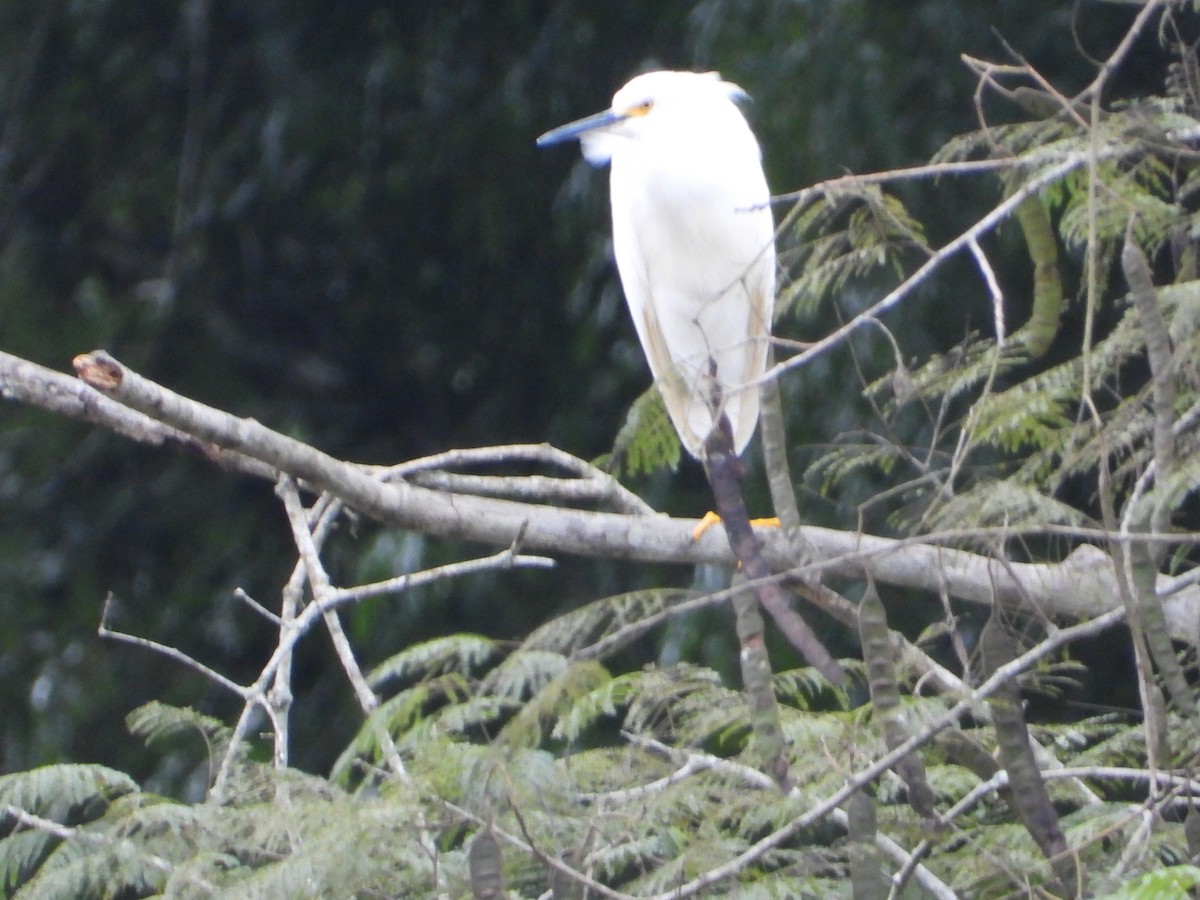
[0,765,137,823]
[1098,865,1200,900]
[367,632,500,687]
[778,183,926,319]
[3,641,1198,897]
[0,764,139,896]
[809,73,1200,546]
[605,385,681,477]
[126,700,233,768]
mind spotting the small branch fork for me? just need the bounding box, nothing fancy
[94,474,554,884]
[382,443,655,516]
[99,473,552,799]
[1,804,176,880]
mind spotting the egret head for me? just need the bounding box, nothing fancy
[537,70,750,167]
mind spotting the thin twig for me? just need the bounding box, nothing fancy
[98,594,248,698]
[441,795,635,900]
[758,155,1082,389]
[331,551,555,605]
[275,477,407,773]
[969,237,1006,346]
[771,156,1025,204]
[2,804,79,841]
[1077,0,1171,104]
[2,804,176,877]
[232,588,282,625]
[383,442,654,516]
[576,756,716,805]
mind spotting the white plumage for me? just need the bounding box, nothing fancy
[538,70,776,457]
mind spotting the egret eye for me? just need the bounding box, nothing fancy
[630,99,654,116]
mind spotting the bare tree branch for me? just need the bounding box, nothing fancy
[4,349,1198,645]
[386,443,655,516]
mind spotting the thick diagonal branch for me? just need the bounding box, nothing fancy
[702,424,844,686]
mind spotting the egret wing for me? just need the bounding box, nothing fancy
[613,175,774,457]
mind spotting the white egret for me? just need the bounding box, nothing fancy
[538,71,843,688]
[537,70,774,457]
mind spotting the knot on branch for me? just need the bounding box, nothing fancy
[73,351,123,392]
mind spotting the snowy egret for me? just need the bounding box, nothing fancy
[537,70,774,457]
[538,71,843,688]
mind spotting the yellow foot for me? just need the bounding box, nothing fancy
[691,510,722,541]
[691,512,781,541]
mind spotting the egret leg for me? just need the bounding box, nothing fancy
[691,510,721,541]
[702,423,844,687]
